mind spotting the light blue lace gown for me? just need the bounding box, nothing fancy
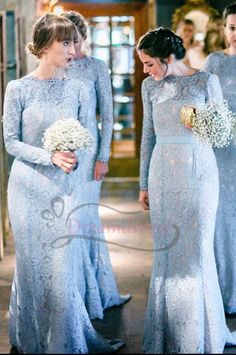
[3,76,123,354]
[204,52,236,314]
[67,56,128,319]
[140,71,236,354]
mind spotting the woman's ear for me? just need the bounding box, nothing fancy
[167,55,174,64]
[42,47,48,55]
[162,55,174,65]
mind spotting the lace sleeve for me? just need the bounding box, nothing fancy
[95,60,113,163]
[206,74,224,104]
[3,81,52,165]
[139,79,156,191]
[77,81,90,126]
[203,53,223,74]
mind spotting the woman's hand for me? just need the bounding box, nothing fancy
[139,190,149,210]
[184,123,193,129]
[94,161,109,181]
[51,151,78,173]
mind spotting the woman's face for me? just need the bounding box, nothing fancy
[225,14,236,49]
[138,50,167,80]
[44,39,76,68]
[177,23,194,44]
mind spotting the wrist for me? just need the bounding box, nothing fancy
[50,153,56,166]
[139,186,148,191]
[96,159,108,164]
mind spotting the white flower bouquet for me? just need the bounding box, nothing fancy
[180,101,235,148]
[42,118,94,152]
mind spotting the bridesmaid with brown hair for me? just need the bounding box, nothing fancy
[3,12,124,354]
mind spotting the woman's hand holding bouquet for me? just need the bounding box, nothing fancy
[43,118,94,173]
[180,101,234,148]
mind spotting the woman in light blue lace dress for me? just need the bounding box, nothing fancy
[3,13,124,354]
[137,28,236,354]
[204,3,236,314]
[61,11,131,319]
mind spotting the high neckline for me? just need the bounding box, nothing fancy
[165,70,201,79]
[73,56,90,65]
[221,51,236,58]
[154,70,201,83]
[24,75,69,82]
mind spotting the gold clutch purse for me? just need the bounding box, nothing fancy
[180,105,196,127]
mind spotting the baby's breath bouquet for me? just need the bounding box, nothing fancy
[231,117,236,144]
[180,101,235,148]
[42,118,94,152]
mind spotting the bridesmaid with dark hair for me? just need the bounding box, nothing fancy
[137,27,236,353]
[204,2,236,315]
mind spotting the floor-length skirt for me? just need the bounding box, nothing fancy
[8,159,116,354]
[143,143,236,354]
[214,142,236,313]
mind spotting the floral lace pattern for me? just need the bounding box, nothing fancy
[140,71,236,353]
[67,57,124,319]
[204,53,236,313]
[3,76,117,353]
[67,56,113,162]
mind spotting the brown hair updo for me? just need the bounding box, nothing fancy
[26,13,78,58]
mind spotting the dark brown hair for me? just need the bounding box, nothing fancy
[137,27,186,61]
[26,13,78,58]
[223,2,236,25]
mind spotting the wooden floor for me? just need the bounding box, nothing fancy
[1,181,236,354]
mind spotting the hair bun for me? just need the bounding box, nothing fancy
[26,42,37,56]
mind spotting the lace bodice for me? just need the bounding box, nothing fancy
[67,56,113,162]
[3,76,89,165]
[204,52,236,112]
[140,71,223,190]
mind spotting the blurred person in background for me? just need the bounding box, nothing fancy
[61,11,131,321]
[204,2,236,315]
[175,18,203,67]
